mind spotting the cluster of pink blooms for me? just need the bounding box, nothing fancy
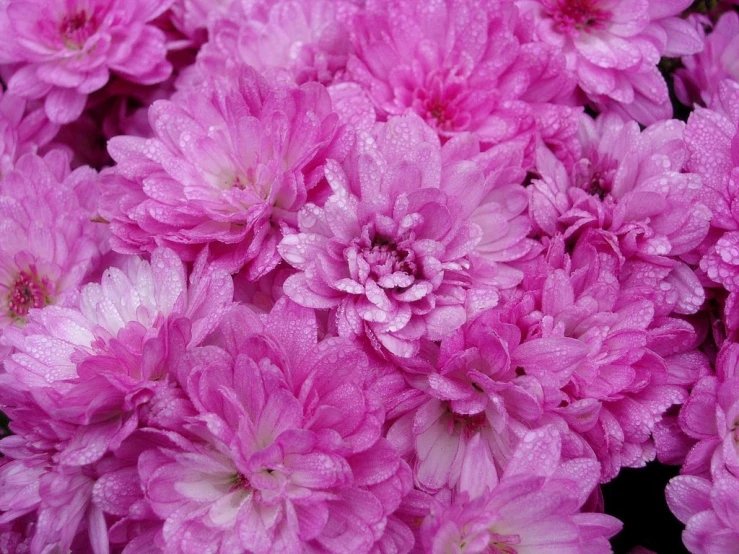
[0,0,737,552]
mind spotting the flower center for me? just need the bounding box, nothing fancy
[7,270,52,321]
[425,98,454,130]
[229,473,251,492]
[488,533,522,553]
[363,237,418,280]
[573,155,618,199]
[212,165,271,202]
[549,0,611,32]
[446,408,488,439]
[586,172,609,199]
[60,10,98,49]
[411,69,466,133]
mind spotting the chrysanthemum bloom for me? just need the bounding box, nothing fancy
[0,403,174,554]
[0,151,102,335]
[0,89,58,179]
[0,433,99,553]
[2,247,233,462]
[0,0,174,124]
[441,133,542,287]
[421,426,622,553]
[515,0,704,124]
[347,0,576,157]
[140,298,413,553]
[0,413,180,553]
[686,80,739,230]
[386,307,548,492]
[529,112,711,317]
[677,342,739,478]
[102,66,351,278]
[278,114,523,358]
[691,81,739,329]
[509,233,707,481]
[0,247,232,552]
[667,473,739,554]
[201,0,359,85]
[674,11,739,107]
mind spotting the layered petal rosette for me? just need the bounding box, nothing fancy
[0,422,174,554]
[0,247,233,552]
[386,307,545,492]
[0,0,733,552]
[516,0,704,123]
[347,0,576,157]
[510,233,707,481]
[102,66,351,277]
[139,298,413,554]
[0,151,103,335]
[420,426,621,553]
[692,81,739,331]
[1,247,233,463]
[279,114,517,358]
[676,342,739,478]
[529,112,711,317]
[0,0,174,123]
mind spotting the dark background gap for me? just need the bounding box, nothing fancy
[603,463,688,554]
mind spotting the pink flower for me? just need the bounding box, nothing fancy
[0,89,59,178]
[0,0,174,123]
[5,466,98,553]
[678,342,739,478]
[140,298,413,553]
[0,151,103,334]
[692,81,739,329]
[0,401,102,553]
[0,247,232,552]
[666,473,739,554]
[201,0,359,85]
[2,247,233,461]
[529,112,711,317]
[347,0,575,156]
[509,233,706,481]
[0,418,171,553]
[278,114,516,358]
[102,66,350,277]
[685,80,739,230]
[386,308,545,492]
[516,0,704,124]
[420,426,621,553]
[674,11,739,107]
[442,133,542,285]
